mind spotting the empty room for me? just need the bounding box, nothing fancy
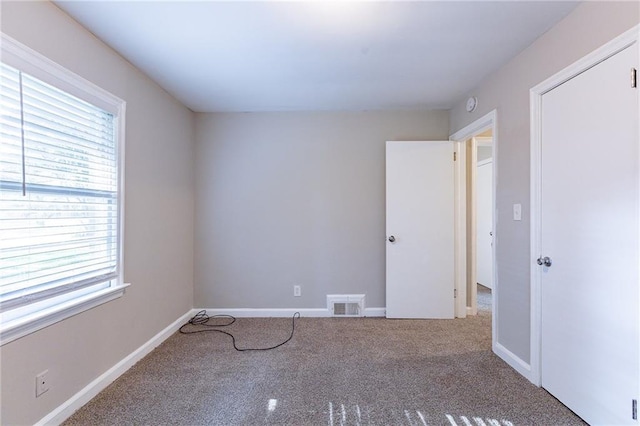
[1,1,639,425]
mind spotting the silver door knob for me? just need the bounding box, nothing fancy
[388,235,396,243]
[537,256,552,267]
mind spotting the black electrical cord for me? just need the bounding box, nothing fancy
[179,310,300,352]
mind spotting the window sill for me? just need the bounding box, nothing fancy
[0,283,130,346]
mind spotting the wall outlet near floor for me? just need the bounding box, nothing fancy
[293,285,301,297]
[36,370,50,397]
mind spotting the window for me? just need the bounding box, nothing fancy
[0,35,127,345]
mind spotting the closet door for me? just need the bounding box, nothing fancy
[539,43,639,425]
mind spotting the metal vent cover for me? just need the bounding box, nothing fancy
[327,294,365,317]
[333,302,360,316]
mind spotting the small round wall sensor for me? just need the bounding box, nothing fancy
[466,96,478,113]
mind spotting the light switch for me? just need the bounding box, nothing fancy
[513,203,522,221]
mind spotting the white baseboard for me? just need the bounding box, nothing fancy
[493,340,534,383]
[198,307,386,318]
[200,308,327,317]
[36,310,194,426]
[364,307,386,317]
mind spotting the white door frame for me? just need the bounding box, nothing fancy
[529,24,639,386]
[453,140,466,318]
[450,110,497,333]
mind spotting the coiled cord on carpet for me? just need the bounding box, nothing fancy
[179,310,300,352]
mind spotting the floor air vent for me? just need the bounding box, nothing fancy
[327,294,365,317]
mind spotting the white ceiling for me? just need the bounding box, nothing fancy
[55,1,579,113]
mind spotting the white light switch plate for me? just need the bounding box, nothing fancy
[513,203,522,221]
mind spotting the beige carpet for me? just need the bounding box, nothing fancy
[477,284,492,313]
[64,297,584,425]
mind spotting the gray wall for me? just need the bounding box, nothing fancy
[449,1,640,364]
[0,2,195,424]
[194,111,449,309]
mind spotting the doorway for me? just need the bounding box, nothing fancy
[469,132,494,317]
[450,111,497,325]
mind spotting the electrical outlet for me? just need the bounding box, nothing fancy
[293,285,301,297]
[36,370,49,397]
[513,203,522,221]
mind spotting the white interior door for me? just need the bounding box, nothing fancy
[476,158,493,289]
[540,43,639,424]
[386,141,455,319]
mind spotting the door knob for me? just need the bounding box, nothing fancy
[537,256,552,267]
[388,235,396,243]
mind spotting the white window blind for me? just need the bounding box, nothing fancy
[0,62,119,312]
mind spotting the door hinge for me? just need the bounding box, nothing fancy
[454,289,457,298]
[453,152,457,161]
[632,68,637,88]
[633,399,637,420]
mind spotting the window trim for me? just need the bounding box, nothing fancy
[0,282,130,345]
[0,33,128,346]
